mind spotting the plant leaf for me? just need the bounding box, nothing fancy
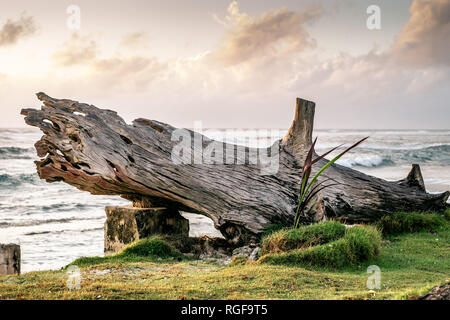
[295,137,318,221]
[295,183,339,227]
[303,136,369,203]
[311,144,343,165]
[294,136,368,228]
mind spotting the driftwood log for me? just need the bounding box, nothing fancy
[21,93,449,245]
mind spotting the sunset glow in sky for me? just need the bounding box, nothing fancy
[0,0,449,129]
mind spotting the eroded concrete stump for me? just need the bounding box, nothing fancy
[104,206,189,255]
[0,244,21,275]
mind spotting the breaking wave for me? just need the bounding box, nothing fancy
[337,144,450,168]
[0,147,34,159]
[0,217,105,228]
[0,173,40,188]
[337,155,393,168]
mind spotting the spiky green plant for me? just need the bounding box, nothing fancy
[294,136,369,228]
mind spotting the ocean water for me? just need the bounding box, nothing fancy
[1,128,449,272]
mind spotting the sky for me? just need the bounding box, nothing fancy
[0,0,449,129]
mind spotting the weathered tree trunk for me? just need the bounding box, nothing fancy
[21,93,449,244]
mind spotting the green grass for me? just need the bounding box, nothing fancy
[261,221,346,254]
[227,256,249,266]
[121,236,182,258]
[0,218,449,300]
[375,212,447,235]
[261,224,285,238]
[69,236,184,268]
[443,208,450,221]
[259,225,381,268]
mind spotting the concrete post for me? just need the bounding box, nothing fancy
[104,206,189,255]
[0,244,21,275]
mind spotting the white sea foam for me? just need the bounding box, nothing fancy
[336,155,390,168]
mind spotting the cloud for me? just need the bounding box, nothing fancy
[46,1,450,107]
[120,32,147,47]
[91,55,167,90]
[392,0,450,66]
[210,1,323,66]
[0,14,37,47]
[286,0,450,98]
[52,33,98,66]
[5,1,449,129]
[50,31,167,91]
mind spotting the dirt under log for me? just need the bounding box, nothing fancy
[21,93,449,245]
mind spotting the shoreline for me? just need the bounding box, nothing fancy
[1,221,449,300]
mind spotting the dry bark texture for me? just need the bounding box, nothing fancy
[418,283,450,300]
[21,93,449,244]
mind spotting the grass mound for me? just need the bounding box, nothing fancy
[261,224,285,238]
[259,225,381,268]
[261,221,346,254]
[69,236,183,267]
[375,212,447,235]
[120,237,181,257]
